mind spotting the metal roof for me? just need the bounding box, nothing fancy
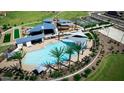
[28,23,56,33]
[43,18,72,23]
[16,34,44,44]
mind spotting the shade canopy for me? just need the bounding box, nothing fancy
[16,34,44,44]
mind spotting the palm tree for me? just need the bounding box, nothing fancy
[11,51,26,70]
[73,43,82,62]
[65,46,74,69]
[50,47,64,71]
[42,61,58,71]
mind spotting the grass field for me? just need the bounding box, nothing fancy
[14,29,20,39]
[3,33,11,43]
[87,54,124,81]
[0,11,88,26]
[56,11,88,20]
[0,12,57,26]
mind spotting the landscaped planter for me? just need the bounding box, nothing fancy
[14,29,20,39]
[3,33,11,43]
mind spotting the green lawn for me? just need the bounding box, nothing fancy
[0,12,57,26]
[3,33,11,43]
[87,54,124,81]
[14,29,20,39]
[0,11,88,27]
[56,11,88,20]
[0,45,12,54]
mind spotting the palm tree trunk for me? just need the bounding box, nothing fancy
[57,59,60,71]
[19,59,22,69]
[60,63,68,68]
[58,31,61,40]
[69,54,71,69]
[82,50,84,55]
[49,65,58,71]
[77,52,80,62]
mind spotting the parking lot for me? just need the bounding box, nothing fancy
[98,27,124,44]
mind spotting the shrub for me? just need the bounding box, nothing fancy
[73,74,81,81]
[14,24,17,27]
[25,76,29,80]
[96,63,99,66]
[7,24,10,26]
[62,78,68,81]
[81,73,87,78]
[2,24,8,30]
[15,72,20,76]
[3,72,13,77]
[30,75,37,81]
[98,21,109,25]
[92,66,96,70]
[84,57,91,64]
[19,75,24,80]
[50,71,63,78]
[69,66,75,73]
[3,33,11,43]
[14,76,18,80]
[21,22,24,24]
[90,52,96,57]
[84,68,92,76]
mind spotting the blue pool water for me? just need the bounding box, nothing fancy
[23,41,75,66]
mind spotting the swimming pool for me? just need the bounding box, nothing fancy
[23,41,75,66]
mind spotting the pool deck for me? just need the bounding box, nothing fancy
[23,38,58,52]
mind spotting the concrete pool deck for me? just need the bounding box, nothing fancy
[23,38,58,52]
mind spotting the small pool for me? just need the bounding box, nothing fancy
[23,41,75,66]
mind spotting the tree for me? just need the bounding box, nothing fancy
[11,51,26,70]
[2,24,8,30]
[50,47,64,71]
[65,46,74,69]
[73,43,82,62]
[42,61,58,71]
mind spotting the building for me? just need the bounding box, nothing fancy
[15,18,73,47]
[43,18,74,30]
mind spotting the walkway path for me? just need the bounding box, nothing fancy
[52,46,101,81]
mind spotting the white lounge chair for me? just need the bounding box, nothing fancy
[26,41,32,47]
[36,66,47,74]
[17,44,23,49]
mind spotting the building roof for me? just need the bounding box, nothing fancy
[16,34,44,44]
[28,23,56,33]
[43,18,53,23]
[70,31,88,38]
[61,31,88,48]
[43,18,72,24]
